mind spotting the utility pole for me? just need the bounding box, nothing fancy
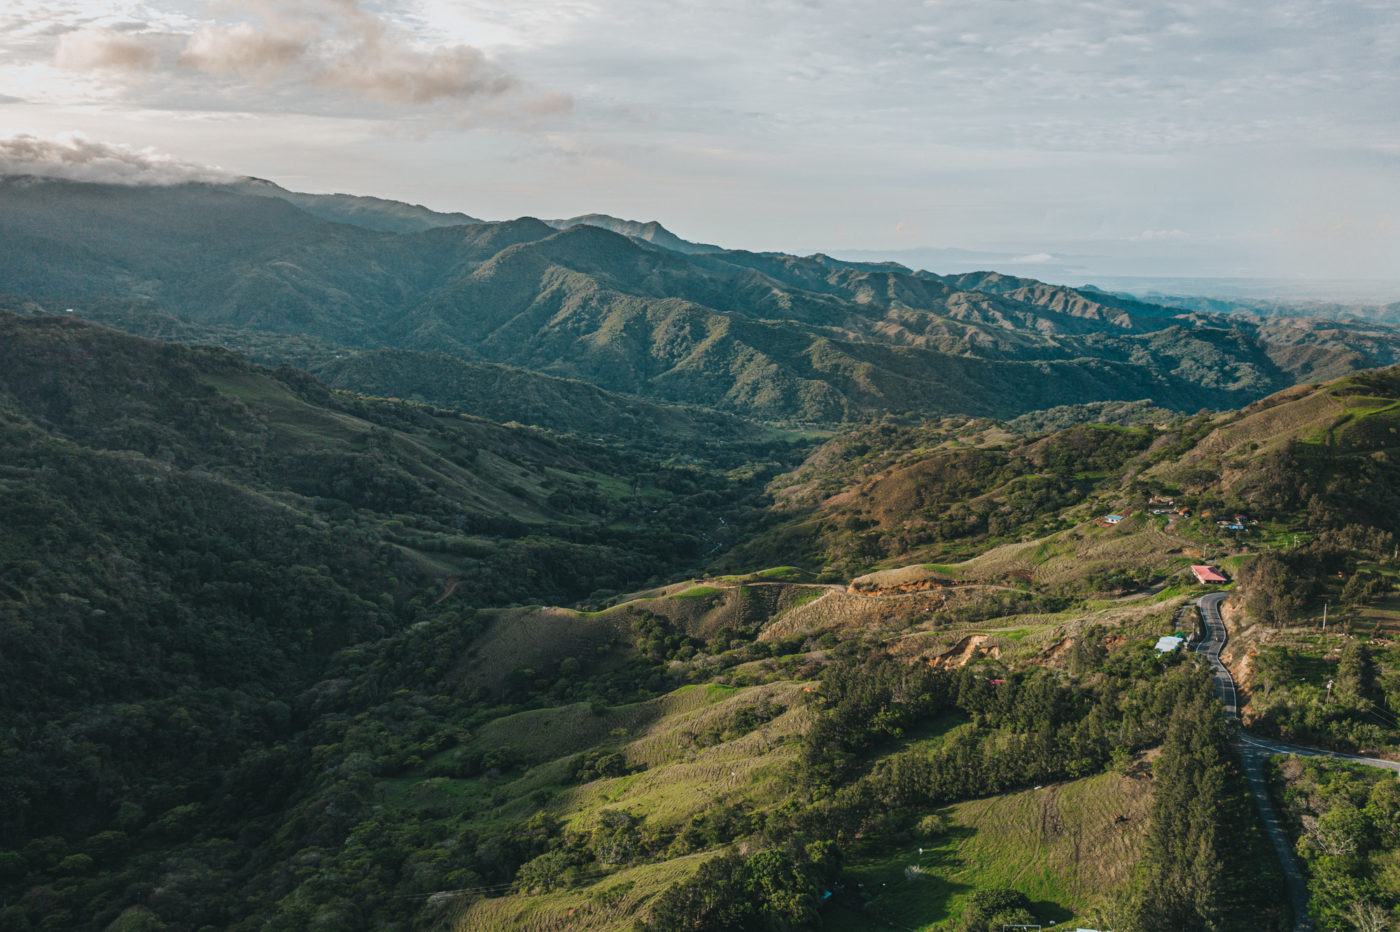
[1322,601,1328,635]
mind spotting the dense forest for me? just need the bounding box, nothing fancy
[3,297,1400,930]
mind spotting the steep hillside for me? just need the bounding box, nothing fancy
[6,176,1400,424]
[725,367,1400,578]
[0,311,798,714]
[308,349,765,453]
[18,324,1400,930]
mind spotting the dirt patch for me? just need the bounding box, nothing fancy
[1218,594,1281,718]
[758,588,948,641]
[928,634,998,668]
[1040,788,1066,840]
[849,578,950,596]
[1042,637,1073,664]
[432,575,459,605]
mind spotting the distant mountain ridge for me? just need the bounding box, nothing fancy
[543,213,724,254]
[229,176,483,232]
[230,177,724,258]
[4,174,1400,424]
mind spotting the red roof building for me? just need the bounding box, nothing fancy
[1191,565,1228,584]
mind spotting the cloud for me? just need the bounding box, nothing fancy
[317,38,516,106]
[54,27,161,71]
[0,133,234,185]
[179,23,306,78]
[44,0,569,117]
[1008,252,1055,265]
[1130,229,1191,242]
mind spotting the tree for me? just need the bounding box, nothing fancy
[958,888,1035,932]
[1130,683,1230,931]
[744,849,818,929]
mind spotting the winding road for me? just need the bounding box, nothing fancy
[1193,592,1400,932]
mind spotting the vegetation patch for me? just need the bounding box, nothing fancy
[670,585,723,600]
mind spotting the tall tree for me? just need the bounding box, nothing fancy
[1131,675,1231,931]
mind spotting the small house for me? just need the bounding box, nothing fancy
[1154,635,1185,653]
[1104,514,1123,525]
[1191,565,1228,585]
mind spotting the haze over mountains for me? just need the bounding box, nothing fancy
[6,173,1400,428]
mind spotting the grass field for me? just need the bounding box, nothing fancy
[669,585,722,600]
[823,769,1152,930]
[435,679,815,931]
[453,853,711,931]
[1344,597,1400,639]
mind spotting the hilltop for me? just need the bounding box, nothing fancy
[544,213,724,254]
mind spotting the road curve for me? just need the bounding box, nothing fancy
[1237,732,1400,773]
[1196,592,1238,717]
[1193,592,1400,931]
[1194,591,1313,932]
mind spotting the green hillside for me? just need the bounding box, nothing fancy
[9,318,1400,929]
[6,176,1400,424]
[5,181,1400,931]
[0,312,814,929]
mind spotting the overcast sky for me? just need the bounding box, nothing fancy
[2,0,1397,290]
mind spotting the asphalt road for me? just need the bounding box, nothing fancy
[1196,592,1238,718]
[1192,592,1313,931]
[1192,591,1400,932]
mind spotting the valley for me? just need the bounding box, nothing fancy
[3,179,1400,932]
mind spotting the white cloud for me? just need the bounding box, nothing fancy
[41,0,569,117]
[0,132,234,184]
[54,27,161,70]
[315,36,514,105]
[179,22,306,78]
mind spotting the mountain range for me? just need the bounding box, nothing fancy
[7,170,1400,931]
[6,174,1399,425]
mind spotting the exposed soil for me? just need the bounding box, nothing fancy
[927,634,1001,668]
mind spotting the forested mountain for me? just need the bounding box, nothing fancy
[7,298,1400,929]
[5,175,1399,424]
[543,213,724,254]
[230,177,484,233]
[7,172,1400,931]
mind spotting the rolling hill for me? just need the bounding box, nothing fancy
[8,308,1399,928]
[7,171,1400,931]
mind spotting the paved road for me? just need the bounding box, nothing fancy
[1192,593,1311,931]
[1196,592,1239,717]
[1192,591,1400,932]
[1237,731,1400,772]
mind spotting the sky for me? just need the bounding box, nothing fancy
[1,0,1398,292]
